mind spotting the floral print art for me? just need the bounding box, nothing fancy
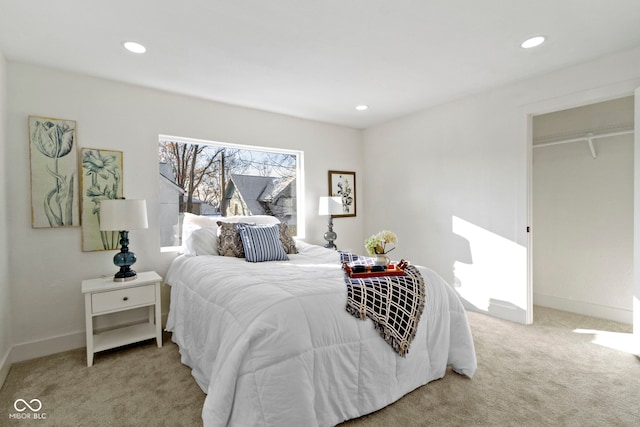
[29,116,79,227]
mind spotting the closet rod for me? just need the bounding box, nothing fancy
[533,129,634,148]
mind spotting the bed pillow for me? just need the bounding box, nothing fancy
[182,213,280,254]
[181,212,220,253]
[183,226,219,256]
[217,221,251,257]
[278,222,298,254]
[222,215,281,225]
[236,224,289,263]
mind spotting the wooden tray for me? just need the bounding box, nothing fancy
[344,263,405,278]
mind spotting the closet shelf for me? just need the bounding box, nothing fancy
[533,129,634,159]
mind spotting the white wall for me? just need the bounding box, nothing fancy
[363,47,640,324]
[532,98,633,323]
[6,63,363,361]
[0,50,12,385]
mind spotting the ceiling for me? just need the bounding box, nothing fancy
[1,1,640,129]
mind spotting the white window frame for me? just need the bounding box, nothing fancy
[159,134,305,252]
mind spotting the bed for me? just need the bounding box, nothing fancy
[165,216,477,426]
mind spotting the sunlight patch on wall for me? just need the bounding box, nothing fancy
[452,216,527,313]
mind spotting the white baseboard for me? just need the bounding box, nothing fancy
[533,293,632,324]
[10,330,86,363]
[9,311,170,364]
[0,348,11,389]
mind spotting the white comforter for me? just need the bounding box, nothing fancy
[165,242,476,426]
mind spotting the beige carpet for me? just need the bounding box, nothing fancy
[1,307,639,426]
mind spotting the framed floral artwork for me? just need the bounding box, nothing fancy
[28,116,80,228]
[328,170,356,217]
[80,148,124,251]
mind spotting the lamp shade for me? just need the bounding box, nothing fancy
[318,196,343,216]
[100,199,148,231]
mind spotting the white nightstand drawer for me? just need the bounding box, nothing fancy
[91,284,156,314]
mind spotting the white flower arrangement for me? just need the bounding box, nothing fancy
[364,230,397,255]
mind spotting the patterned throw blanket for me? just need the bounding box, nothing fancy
[341,253,425,357]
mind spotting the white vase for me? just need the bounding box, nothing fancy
[374,254,390,267]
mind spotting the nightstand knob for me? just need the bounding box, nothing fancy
[123,296,129,301]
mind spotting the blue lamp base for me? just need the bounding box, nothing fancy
[113,231,138,282]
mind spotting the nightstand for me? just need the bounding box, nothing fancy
[82,271,162,367]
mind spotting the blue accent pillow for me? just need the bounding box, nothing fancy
[236,224,289,263]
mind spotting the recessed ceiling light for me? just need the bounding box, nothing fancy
[122,41,147,54]
[521,36,546,49]
[355,105,369,111]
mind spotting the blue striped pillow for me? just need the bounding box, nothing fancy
[236,224,289,263]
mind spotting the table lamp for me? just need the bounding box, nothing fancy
[318,196,343,249]
[99,199,148,281]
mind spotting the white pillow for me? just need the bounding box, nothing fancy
[183,226,219,256]
[182,211,220,228]
[181,212,219,252]
[221,215,280,225]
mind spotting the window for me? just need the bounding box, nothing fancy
[159,135,304,249]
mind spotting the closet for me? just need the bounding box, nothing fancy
[532,96,634,323]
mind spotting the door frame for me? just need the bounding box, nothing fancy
[523,80,638,327]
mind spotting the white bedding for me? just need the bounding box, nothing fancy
[165,241,477,426]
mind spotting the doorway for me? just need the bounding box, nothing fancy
[531,97,634,323]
